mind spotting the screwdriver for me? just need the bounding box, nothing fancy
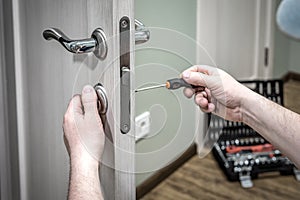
[135,78,204,93]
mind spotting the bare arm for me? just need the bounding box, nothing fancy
[63,85,105,200]
[182,65,300,168]
[68,151,102,200]
[242,89,300,167]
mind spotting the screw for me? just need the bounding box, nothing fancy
[121,19,128,29]
[123,124,129,132]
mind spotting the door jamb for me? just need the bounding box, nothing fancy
[0,0,20,199]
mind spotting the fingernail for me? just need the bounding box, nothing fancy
[183,71,190,79]
[83,86,93,93]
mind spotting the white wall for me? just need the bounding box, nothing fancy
[135,0,197,186]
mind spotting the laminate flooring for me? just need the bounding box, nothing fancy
[141,79,300,200]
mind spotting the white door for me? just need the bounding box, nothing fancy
[12,0,135,199]
[197,0,275,79]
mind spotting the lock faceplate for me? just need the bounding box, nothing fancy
[120,16,131,134]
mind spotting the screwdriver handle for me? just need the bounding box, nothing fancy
[166,78,204,91]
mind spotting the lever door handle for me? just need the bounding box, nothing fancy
[43,28,108,60]
[135,19,150,45]
[43,20,148,59]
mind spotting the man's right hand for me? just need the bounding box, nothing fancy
[181,65,252,122]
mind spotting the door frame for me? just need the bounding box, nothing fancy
[0,0,22,199]
[0,2,12,198]
[112,1,136,199]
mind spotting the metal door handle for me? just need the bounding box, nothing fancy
[43,28,108,60]
[135,19,150,44]
[42,20,148,59]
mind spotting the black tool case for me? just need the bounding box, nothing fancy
[210,80,300,188]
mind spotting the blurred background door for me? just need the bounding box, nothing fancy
[197,0,275,80]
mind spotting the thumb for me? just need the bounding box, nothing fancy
[182,71,210,87]
[81,85,98,117]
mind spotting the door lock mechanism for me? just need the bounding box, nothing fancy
[94,83,108,115]
[43,28,108,60]
[120,16,131,134]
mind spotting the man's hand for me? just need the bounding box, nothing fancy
[181,65,251,122]
[63,85,105,163]
[181,65,300,168]
[63,85,104,200]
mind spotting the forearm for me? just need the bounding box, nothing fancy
[68,154,103,200]
[242,90,300,168]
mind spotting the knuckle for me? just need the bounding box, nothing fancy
[63,113,72,124]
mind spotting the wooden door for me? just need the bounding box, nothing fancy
[12,0,135,199]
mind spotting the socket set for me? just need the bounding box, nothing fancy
[210,80,300,188]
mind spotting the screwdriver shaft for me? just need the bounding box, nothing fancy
[135,84,166,93]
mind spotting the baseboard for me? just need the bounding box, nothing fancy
[136,143,197,199]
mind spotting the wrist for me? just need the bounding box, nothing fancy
[70,149,100,171]
[240,87,263,125]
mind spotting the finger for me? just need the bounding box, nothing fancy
[194,91,215,113]
[181,65,220,87]
[194,93,208,108]
[200,103,215,113]
[63,135,71,156]
[181,65,212,75]
[81,85,98,117]
[200,106,210,113]
[207,103,215,112]
[199,90,207,98]
[205,88,212,103]
[183,88,194,98]
[66,94,83,116]
[194,86,205,93]
[63,95,83,131]
[182,71,209,87]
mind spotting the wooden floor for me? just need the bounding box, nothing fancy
[284,79,300,114]
[141,79,300,200]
